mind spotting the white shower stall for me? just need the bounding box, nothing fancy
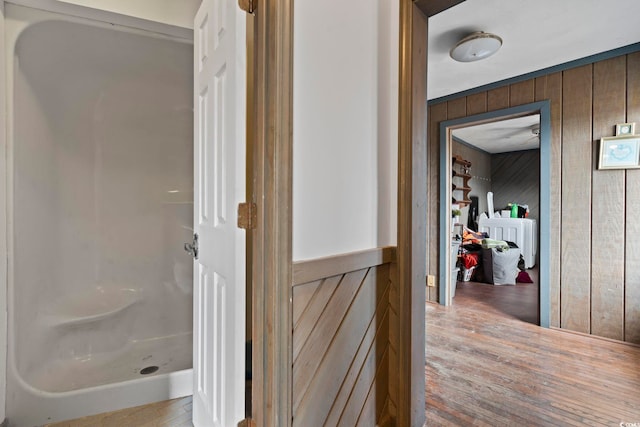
[4,4,194,425]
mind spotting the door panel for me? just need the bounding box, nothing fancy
[193,0,246,425]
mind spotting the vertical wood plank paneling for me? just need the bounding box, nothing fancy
[447,97,467,119]
[487,86,509,111]
[491,150,540,221]
[625,52,640,344]
[560,65,593,334]
[466,92,487,115]
[451,141,492,225]
[429,53,640,343]
[591,57,626,340]
[509,80,535,107]
[535,72,563,328]
[427,103,447,302]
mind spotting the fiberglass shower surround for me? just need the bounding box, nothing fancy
[5,4,194,426]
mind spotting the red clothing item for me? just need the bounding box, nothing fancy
[461,253,479,269]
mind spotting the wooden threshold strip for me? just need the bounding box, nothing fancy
[292,246,396,286]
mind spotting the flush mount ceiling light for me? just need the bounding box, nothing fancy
[450,31,503,62]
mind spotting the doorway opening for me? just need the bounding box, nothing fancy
[438,102,552,328]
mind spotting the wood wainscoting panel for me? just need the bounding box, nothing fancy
[292,250,394,427]
[292,278,323,327]
[387,261,399,421]
[292,247,395,286]
[292,275,343,357]
[292,269,367,371]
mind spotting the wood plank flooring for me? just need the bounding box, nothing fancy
[427,280,640,426]
[44,396,192,427]
[47,277,640,427]
[454,268,539,325]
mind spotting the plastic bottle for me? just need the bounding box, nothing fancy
[511,203,518,218]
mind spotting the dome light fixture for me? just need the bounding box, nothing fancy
[450,31,502,63]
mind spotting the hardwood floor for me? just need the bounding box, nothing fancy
[426,285,640,426]
[45,276,640,426]
[44,396,193,427]
[454,268,540,325]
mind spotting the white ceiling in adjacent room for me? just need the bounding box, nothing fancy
[452,115,540,154]
[428,0,640,100]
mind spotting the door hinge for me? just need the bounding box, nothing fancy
[238,202,257,230]
[237,418,256,427]
[238,0,256,14]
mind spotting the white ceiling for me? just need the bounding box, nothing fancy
[452,115,540,154]
[428,0,640,100]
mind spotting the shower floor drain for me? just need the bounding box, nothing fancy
[140,366,159,375]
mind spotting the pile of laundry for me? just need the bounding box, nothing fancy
[458,227,533,284]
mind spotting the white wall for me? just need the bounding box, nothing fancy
[293,0,398,261]
[58,0,201,28]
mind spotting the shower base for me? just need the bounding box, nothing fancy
[26,332,192,393]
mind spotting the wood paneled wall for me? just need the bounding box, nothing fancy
[452,141,491,227]
[428,52,640,344]
[491,149,540,222]
[291,248,396,426]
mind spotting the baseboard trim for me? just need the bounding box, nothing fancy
[550,327,640,348]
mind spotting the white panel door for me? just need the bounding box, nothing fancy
[192,0,246,426]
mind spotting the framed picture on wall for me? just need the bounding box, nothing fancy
[598,136,640,169]
[615,122,635,136]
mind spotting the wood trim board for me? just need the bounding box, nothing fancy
[292,247,396,286]
[437,101,552,328]
[429,42,640,105]
[0,4,6,424]
[250,1,293,426]
[395,2,428,426]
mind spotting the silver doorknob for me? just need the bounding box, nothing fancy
[184,233,199,260]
